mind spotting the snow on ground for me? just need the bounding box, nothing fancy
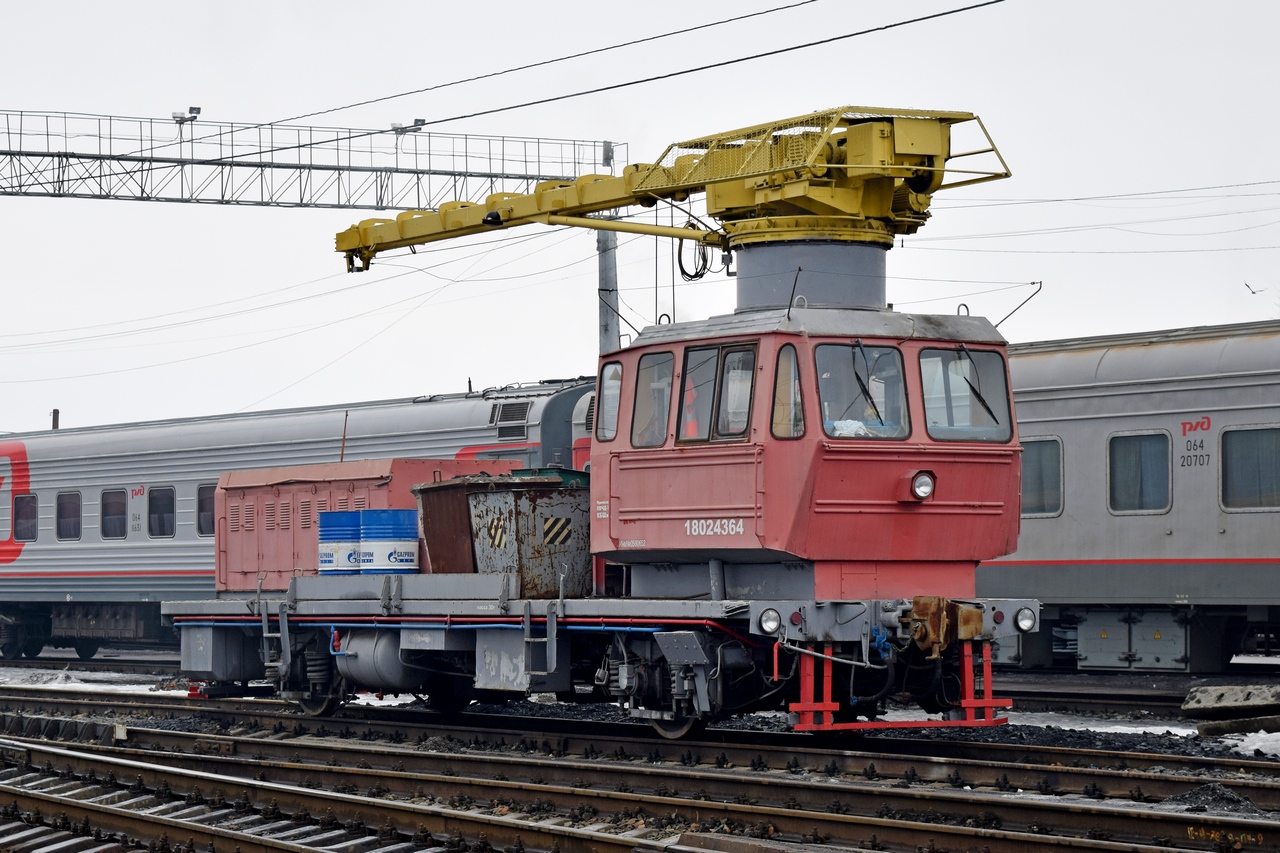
[0,663,189,695]
[1223,729,1280,759]
[1004,709,1199,738]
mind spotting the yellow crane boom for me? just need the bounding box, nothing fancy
[335,105,1009,272]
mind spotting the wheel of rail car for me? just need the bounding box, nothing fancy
[20,638,44,659]
[295,690,345,717]
[651,715,706,740]
[0,641,20,661]
[73,641,99,661]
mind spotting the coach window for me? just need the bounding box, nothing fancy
[595,362,622,441]
[101,490,127,540]
[771,344,805,438]
[13,495,37,542]
[56,492,82,540]
[816,343,908,439]
[919,347,1011,442]
[149,487,176,538]
[1221,426,1280,510]
[631,352,674,448]
[1108,432,1171,513]
[1021,438,1063,516]
[197,485,216,536]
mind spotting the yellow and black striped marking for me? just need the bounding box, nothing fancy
[487,517,506,549]
[543,517,573,545]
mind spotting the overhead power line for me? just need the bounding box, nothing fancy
[908,245,1280,255]
[263,1,821,129]
[160,1,820,158]
[214,1,1005,164]
[938,179,1280,209]
[910,205,1280,242]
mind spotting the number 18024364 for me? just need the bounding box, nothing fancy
[684,518,745,536]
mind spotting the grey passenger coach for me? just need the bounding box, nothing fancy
[980,320,1280,672]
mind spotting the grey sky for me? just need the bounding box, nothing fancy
[2,0,1276,433]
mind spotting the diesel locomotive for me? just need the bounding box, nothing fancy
[163,106,1039,736]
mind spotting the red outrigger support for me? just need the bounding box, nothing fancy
[790,640,1012,732]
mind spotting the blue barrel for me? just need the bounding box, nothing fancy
[318,511,361,574]
[358,509,419,574]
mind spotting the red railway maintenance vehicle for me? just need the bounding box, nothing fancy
[165,105,1039,737]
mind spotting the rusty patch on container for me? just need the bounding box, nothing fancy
[415,475,590,599]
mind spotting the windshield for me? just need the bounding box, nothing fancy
[815,343,908,439]
[919,347,1012,442]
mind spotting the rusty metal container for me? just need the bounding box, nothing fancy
[412,469,590,598]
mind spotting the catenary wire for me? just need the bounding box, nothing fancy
[908,205,1280,242]
[204,1,1005,164]
[247,1,821,131]
[935,179,1280,209]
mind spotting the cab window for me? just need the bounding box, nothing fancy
[771,345,805,438]
[919,347,1011,442]
[595,362,622,441]
[631,352,674,448]
[715,348,755,437]
[679,347,718,441]
[816,343,908,439]
[678,344,757,442]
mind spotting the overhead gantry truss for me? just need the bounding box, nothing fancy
[0,111,620,211]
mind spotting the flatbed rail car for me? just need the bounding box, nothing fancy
[980,320,1280,672]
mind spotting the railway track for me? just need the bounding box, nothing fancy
[0,686,1274,851]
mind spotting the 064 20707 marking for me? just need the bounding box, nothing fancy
[1181,437,1210,467]
[684,518,745,536]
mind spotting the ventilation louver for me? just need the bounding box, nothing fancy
[496,401,532,440]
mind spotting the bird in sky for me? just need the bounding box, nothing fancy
[1244,280,1266,294]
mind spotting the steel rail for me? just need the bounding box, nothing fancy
[0,738,696,853]
[0,685,1274,795]
[0,736,1231,853]
[4,707,1280,852]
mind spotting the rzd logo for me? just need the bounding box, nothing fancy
[0,442,32,565]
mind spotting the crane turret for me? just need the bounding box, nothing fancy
[335,106,1009,311]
